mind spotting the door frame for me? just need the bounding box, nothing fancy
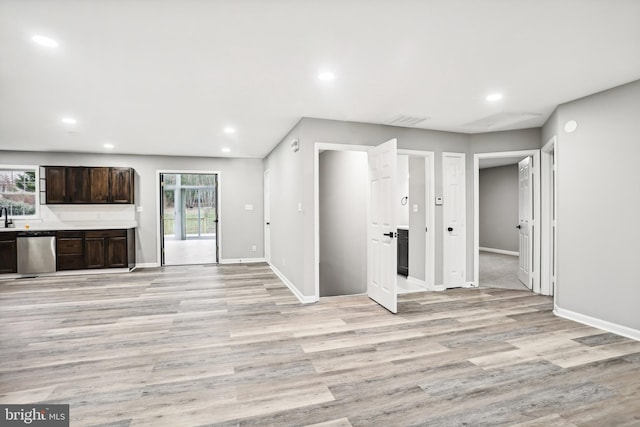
[155,169,222,266]
[473,150,540,292]
[541,137,557,296]
[313,143,436,301]
[397,149,435,290]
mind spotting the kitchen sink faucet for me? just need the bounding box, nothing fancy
[0,207,13,228]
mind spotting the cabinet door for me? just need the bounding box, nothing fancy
[56,231,83,271]
[107,236,127,268]
[0,235,17,274]
[45,167,67,203]
[67,167,91,203]
[84,236,106,269]
[110,168,133,204]
[90,167,110,203]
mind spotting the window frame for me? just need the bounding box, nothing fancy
[0,164,40,220]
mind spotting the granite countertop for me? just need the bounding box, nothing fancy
[0,221,138,232]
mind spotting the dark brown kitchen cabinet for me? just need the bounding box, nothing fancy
[89,167,110,203]
[109,168,133,204]
[56,231,84,271]
[44,167,67,204]
[84,230,128,269]
[45,166,134,204]
[0,232,17,274]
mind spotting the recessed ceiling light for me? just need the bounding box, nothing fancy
[32,35,59,48]
[103,143,115,149]
[223,127,236,134]
[221,147,231,153]
[61,117,77,125]
[317,71,335,81]
[486,93,503,102]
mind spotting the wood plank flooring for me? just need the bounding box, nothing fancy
[1,264,639,426]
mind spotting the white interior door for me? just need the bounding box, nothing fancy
[518,157,533,289]
[367,138,398,313]
[443,153,466,288]
[264,170,271,263]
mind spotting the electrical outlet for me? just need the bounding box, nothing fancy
[251,245,257,252]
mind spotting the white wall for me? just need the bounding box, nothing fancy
[319,150,367,296]
[479,164,519,252]
[543,79,640,332]
[0,151,264,265]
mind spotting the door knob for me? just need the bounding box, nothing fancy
[447,227,453,232]
[266,222,270,225]
[383,232,395,238]
[516,225,521,229]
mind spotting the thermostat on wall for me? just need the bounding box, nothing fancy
[435,197,443,205]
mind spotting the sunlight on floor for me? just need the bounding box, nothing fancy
[164,238,217,265]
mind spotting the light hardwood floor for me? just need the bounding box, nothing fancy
[1,264,639,426]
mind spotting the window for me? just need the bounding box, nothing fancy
[0,166,39,218]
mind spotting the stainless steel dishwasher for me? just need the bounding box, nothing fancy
[16,231,57,274]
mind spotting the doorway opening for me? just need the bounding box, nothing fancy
[313,142,435,306]
[473,150,541,293]
[159,172,219,266]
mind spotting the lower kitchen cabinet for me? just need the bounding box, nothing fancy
[53,229,134,271]
[56,231,83,270]
[0,232,17,274]
[84,230,128,269]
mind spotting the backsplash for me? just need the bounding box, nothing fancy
[41,205,136,222]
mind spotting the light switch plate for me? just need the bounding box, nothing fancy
[136,206,144,212]
[413,204,419,212]
[245,204,254,211]
[435,197,443,205]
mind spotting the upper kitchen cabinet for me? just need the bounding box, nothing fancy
[109,168,133,204]
[45,167,90,203]
[45,166,134,204]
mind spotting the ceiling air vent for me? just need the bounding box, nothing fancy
[387,115,430,128]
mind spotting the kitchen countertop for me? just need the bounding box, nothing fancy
[0,221,138,232]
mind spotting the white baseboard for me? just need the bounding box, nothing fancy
[219,258,266,264]
[432,284,446,292]
[134,262,161,269]
[480,247,519,256]
[407,276,427,287]
[554,306,640,342]
[269,264,316,304]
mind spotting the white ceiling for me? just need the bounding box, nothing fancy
[1,0,639,159]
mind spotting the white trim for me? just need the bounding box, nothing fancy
[554,306,640,342]
[313,142,372,301]
[398,149,435,290]
[465,281,477,288]
[156,169,222,266]
[219,258,266,264]
[432,284,446,292]
[473,150,540,293]
[134,262,161,268]
[479,247,519,256]
[541,136,557,297]
[270,263,316,304]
